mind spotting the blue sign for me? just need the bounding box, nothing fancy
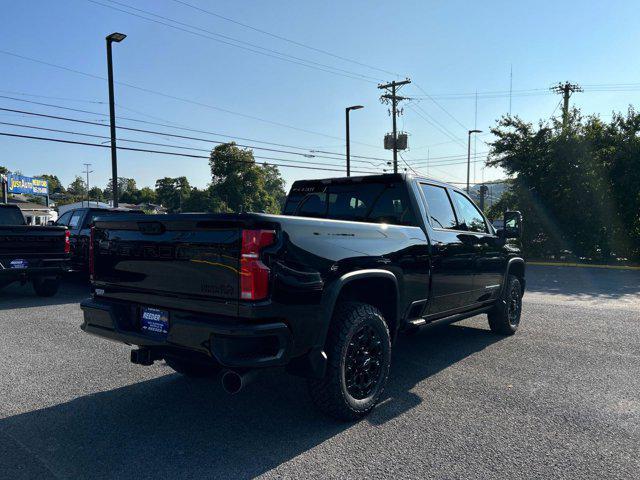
[7,174,49,196]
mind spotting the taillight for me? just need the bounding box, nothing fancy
[89,226,95,280]
[64,229,70,254]
[240,229,276,301]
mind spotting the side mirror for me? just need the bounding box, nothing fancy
[502,211,523,238]
[47,220,56,226]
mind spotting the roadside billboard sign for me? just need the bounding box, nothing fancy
[7,174,49,196]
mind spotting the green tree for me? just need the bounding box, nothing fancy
[154,176,191,212]
[67,176,87,197]
[88,186,104,202]
[38,174,65,194]
[0,166,9,175]
[209,143,286,214]
[487,108,640,261]
[137,187,157,204]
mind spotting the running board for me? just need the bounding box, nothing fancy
[406,305,493,330]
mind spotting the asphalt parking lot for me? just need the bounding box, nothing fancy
[0,266,638,479]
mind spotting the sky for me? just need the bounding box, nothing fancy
[2,0,640,193]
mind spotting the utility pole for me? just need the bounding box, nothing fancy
[467,130,482,193]
[379,78,411,174]
[479,184,488,211]
[1,175,6,204]
[82,163,93,207]
[509,64,513,115]
[550,81,582,130]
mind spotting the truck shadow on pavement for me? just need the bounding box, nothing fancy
[0,323,501,480]
[0,276,89,310]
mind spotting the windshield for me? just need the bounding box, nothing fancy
[0,207,26,225]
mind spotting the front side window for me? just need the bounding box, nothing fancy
[56,211,72,226]
[420,184,457,229]
[68,211,83,229]
[452,191,488,233]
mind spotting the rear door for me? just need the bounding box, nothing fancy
[418,183,476,314]
[450,190,504,303]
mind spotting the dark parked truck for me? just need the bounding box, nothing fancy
[0,204,70,296]
[81,174,524,420]
[55,206,145,272]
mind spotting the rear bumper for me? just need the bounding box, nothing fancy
[0,258,70,281]
[80,297,293,369]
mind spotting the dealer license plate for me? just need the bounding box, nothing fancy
[140,306,169,336]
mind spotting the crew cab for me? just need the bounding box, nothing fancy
[80,174,524,420]
[0,204,70,296]
[56,206,144,272]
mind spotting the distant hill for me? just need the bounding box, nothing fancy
[468,181,508,209]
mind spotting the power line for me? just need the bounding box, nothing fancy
[0,49,383,148]
[0,105,387,167]
[0,120,379,171]
[0,131,380,175]
[413,83,468,131]
[1,96,469,163]
[89,0,381,83]
[408,104,467,149]
[170,0,401,78]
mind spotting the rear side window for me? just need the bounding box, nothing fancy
[367,185,416,225]
[420,184,457,229]
[326,183,385,221]
[0,207,25,225]
[452,191,488,233]
[296,192,327,217]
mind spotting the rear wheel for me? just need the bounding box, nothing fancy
[308,301,391,421]
[32,277,60,297]
[488,275,522,335]
[164,356,220,378]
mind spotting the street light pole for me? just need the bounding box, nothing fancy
[467,129,482,193]
[106,32,126,207]
[345,105,364,177]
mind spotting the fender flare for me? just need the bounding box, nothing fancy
[318,269,400,344]
[501,257,526,296]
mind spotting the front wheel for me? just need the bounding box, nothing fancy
[308,302,391,421]
[32,277,60,297]
[487,275,523,335]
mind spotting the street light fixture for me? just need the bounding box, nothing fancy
[106,32,126,207]
[467,129,482,193]
[345,105,364,177]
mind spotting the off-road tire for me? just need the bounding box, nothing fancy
[308,301,391,421]
[488,275,522,335]
[32,277,60,297]
[165,356,220,378]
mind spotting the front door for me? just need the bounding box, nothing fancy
[418,183,476,315]
[449,190,504,303]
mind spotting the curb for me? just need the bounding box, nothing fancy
[528,261,640,271]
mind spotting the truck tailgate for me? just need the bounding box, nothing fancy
[93,216,242,316]
[0,226,67,255]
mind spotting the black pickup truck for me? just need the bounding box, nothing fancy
[56,206,145,272]
[0,204,70,296]
[81,174,524,420]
